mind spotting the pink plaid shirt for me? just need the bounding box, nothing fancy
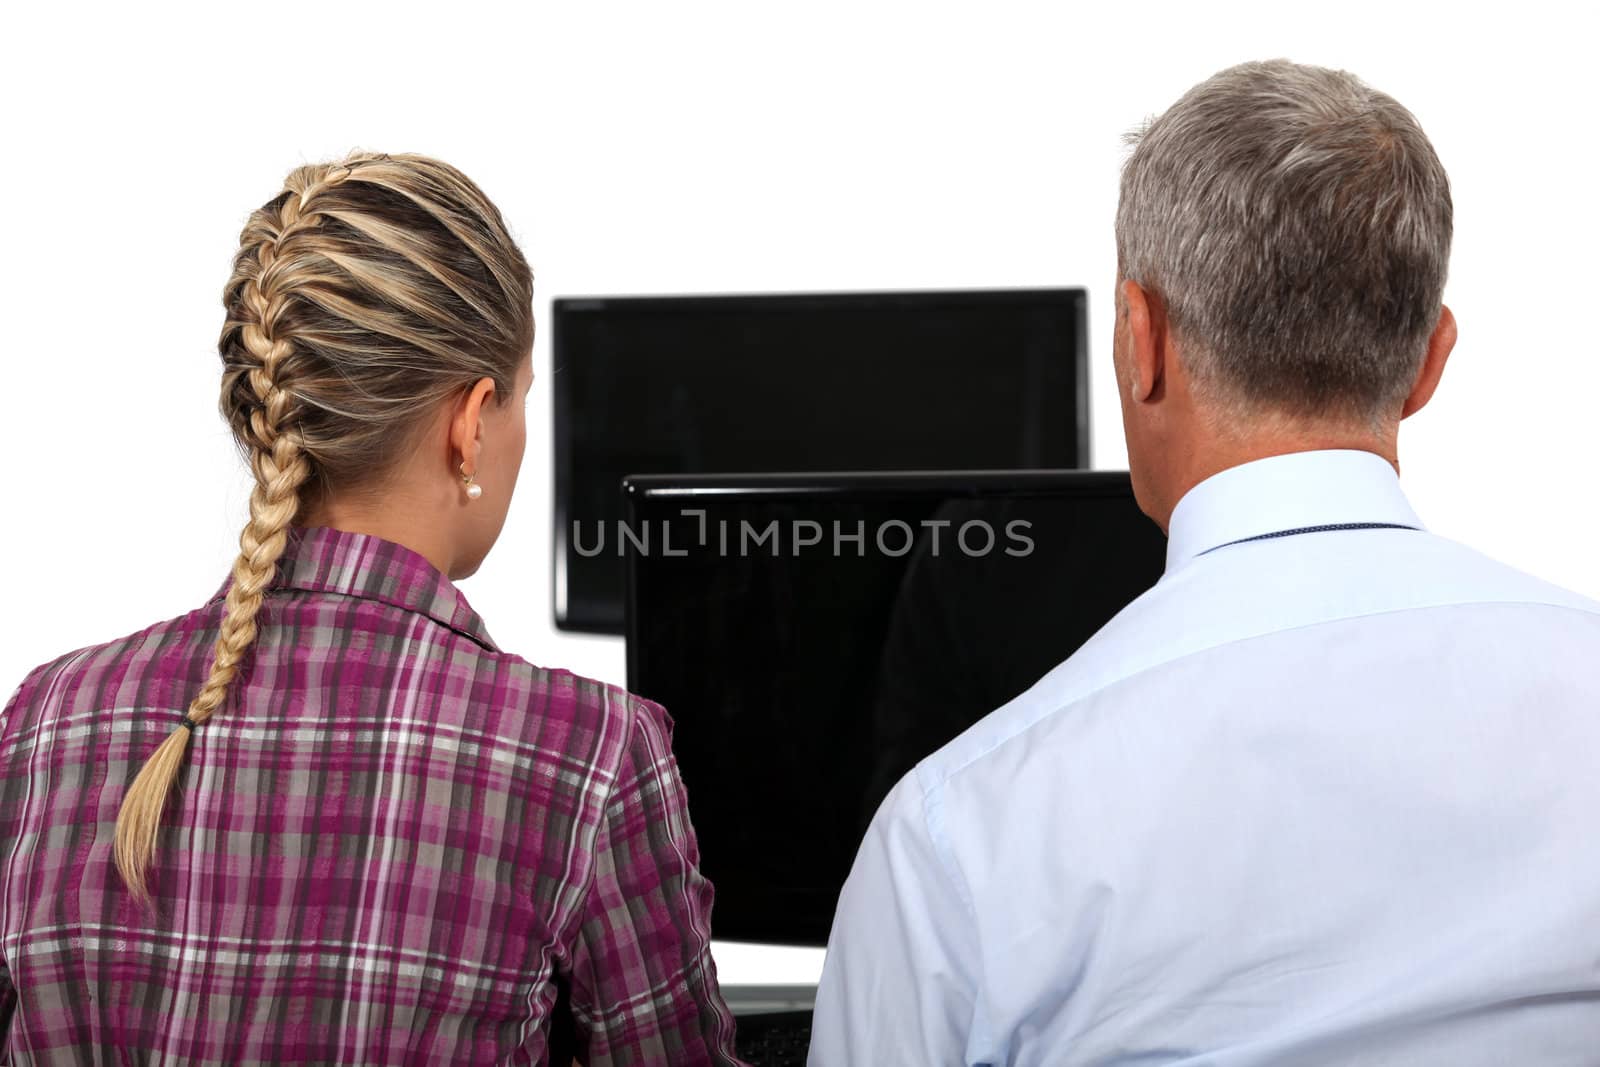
[0,525,745,1065]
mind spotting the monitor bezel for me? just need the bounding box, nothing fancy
[551,287,1092,634]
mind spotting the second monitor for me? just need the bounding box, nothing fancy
[553,288,1090,632]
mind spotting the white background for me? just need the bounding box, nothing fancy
[2,1,1595,986]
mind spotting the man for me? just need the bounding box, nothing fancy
[808,60,1600,1065]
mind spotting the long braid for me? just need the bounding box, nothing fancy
[112,166,345,902]
[111,152,532,901]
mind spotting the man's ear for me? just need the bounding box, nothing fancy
[1402,305,1457,419]
[1121,279,1165,403]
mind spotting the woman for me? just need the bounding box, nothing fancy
[0,153,744,1065]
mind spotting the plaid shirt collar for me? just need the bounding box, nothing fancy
[208,524,499,652]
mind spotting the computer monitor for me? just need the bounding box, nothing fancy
[553,289,1090,633]
[623,470,1166,946]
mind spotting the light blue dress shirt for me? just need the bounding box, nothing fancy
[809,449,1600,1065]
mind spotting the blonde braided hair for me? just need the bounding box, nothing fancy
[113,153,533,901]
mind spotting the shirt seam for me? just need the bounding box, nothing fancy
[558,691,639,995]
[918,777,992,1057]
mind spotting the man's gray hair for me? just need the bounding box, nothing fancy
[1116,59,1452,421]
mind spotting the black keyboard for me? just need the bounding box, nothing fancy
[735,1009,814,1066]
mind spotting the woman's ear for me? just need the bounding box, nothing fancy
[449,376,498,473]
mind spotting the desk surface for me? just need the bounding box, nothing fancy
[723,984,817,1015]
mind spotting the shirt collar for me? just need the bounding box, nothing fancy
[1164,448,1424,575]
[208,524,499,652]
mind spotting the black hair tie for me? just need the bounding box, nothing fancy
[179,715,199,732]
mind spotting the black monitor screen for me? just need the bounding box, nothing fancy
[624,471,1166,946]
[554,289,1089,632]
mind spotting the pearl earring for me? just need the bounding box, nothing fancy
[460,462,483,500]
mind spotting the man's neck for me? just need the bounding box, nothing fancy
[1152,424,1399,534]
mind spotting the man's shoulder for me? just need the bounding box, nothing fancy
[1351,530,1600,626]
[911,571,1175,796]
[913,528,1600,799]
